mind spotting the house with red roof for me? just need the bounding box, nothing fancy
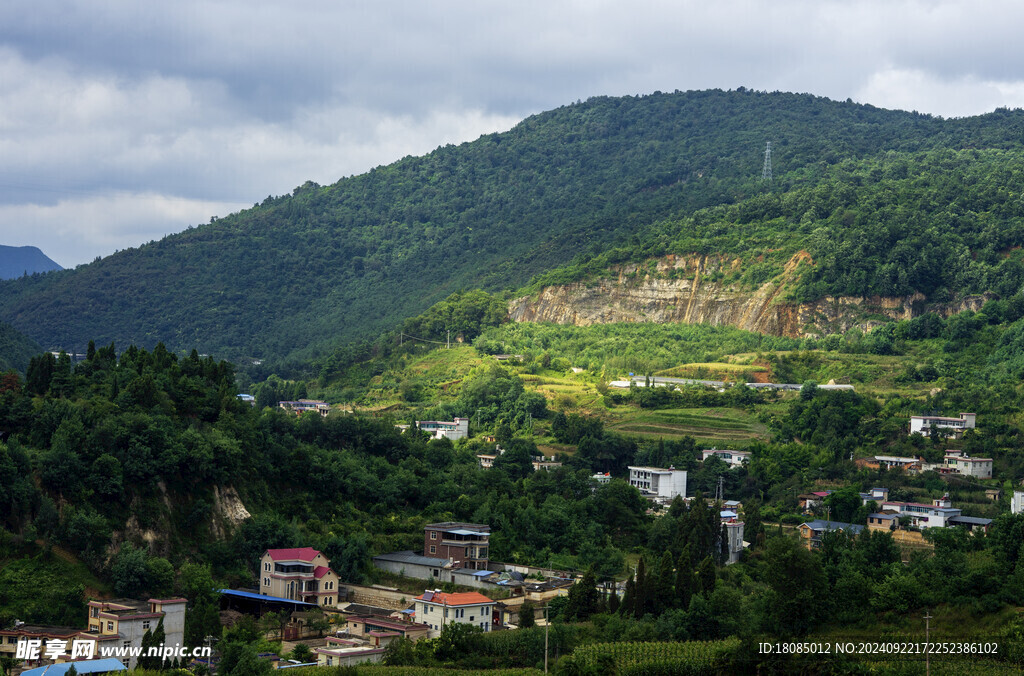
[259,548,340,607]
[413,590,496,637]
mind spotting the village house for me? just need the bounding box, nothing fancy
[344,616,430,643]
[423,522,490,569]
[700,448,751,467]
[415,418,470,440]
[909,412,976,438]
[413,591,496,637]
[935,450,993,479]
[798,520,865,550]
[860,487,890,505]
[80,598,186,670]
[627,466,687,500]
[278,399,331,416]
[798,491,832,512]
[372,550,453,582]
[314,638,386,668]
[877,493,992,532]
[0,624,83,669]
[1013,489,1024,514]
[856,456,922,473]
[259,548,340,607]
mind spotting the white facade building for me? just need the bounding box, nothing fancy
[1012,490,1024,515]
[909,412,976,438]
[701,449,751,467]
[414,591,494,638]
[942,451,993,479]
[416,418,470,440]
[628,466,687,500]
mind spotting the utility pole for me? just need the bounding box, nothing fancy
[924,610,932,676]
[762,141,772,183]
[542,604,550,673]
[447,330,450,349]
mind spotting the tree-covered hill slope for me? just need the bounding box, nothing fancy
[0,320,42,373]
[3,90,1024,366]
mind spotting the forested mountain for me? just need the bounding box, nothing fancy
[0,320,42,373]
[3,90,1024,367]
[0,245,62,280]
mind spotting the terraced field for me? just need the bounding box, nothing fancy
[606,407,768,444]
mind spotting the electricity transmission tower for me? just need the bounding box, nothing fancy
[761,141,772,183]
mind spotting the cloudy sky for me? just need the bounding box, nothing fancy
[2,1,1024,267]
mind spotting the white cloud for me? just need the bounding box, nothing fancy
[0,193,249,268]
[857,68,1024,118]
[4,1,1024,264]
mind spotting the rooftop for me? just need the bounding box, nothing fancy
[423,522,490,533]
[801,520,865,534]
[372,550,451,567]
[266,547,322,562]
[416,591,494,606]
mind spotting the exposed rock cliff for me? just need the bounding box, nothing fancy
[510,253,990,338]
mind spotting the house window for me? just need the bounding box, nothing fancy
[142,620,150,630]
[430,531,437,540]
[264,562,271,571]
[107,622,114,632]
[429,545,436,554]
[90,607,99,618]
[263,577,270,587]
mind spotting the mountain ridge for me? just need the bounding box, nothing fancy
[0,245,62,280]
[2,90,1024,366]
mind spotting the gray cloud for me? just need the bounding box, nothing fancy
[2,1,1024,265]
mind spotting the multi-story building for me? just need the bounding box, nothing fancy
[940,450,993,479]
[627,466,687,500]
[909,412,976,438]
[0,624,83,668]
[278,399,331,416]
[415,418,470,440]
[83,598,186,670]
[413,591,495,637]
[0,599,184,671]
[259,548,340,607]
[423,523,490,570]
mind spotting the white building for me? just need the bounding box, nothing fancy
[1012,490,1024,515]
[279,399,331,416]
[724,521,746,565]
[909,412,976,438]
[414,591,494,637]
[416,418,470,441]
[591,473,611,484]
[701,449,751,467]
[628,466,687,500]
[941,451,993,479]
[879,493,992,531]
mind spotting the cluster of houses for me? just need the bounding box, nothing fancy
[0,598,186,672]
[855,450,993,479]
[476,445,562,471]
[798,486,995,550]
[239,536,581,669]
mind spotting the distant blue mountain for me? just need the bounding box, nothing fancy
[0,245,62,279]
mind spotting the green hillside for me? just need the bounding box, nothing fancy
[4,90,1024,368]
[0,320,42,373]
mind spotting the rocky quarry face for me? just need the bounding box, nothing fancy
[509,253,990,338]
